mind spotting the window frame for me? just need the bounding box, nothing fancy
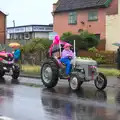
[88,10,98,21]
[68,12,77,25]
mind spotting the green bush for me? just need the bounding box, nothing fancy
[94,51,115,64]
[88,47,98,52]
[61,31,99,50]
[77,56,93,60]
[92,53,106,64]
[62,34,80,47]
[60,32,72,40]
[78,53,106,64]
[22,38,52,53]
[79,31,99,49]
[78,52,106,64]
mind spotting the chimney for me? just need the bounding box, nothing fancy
[53,3,57,12]
[52,0,59,16]
[53,0,59,12]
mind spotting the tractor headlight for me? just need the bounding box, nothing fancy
[81,69,85,73]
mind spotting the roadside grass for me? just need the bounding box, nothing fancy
[98,68,120,76]
[21,64,120,76]
[22,65,40,74]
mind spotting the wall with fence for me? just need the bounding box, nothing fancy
[21,50,117,65]
[21,51,47,65]
[79,50,116,64]
[2,39,117,65]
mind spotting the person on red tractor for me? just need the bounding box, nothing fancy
[60,43,74,77]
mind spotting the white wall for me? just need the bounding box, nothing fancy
[106,0,120,51]
[35,32,49,38]
[106,15,120,51]
[7,33,10,39]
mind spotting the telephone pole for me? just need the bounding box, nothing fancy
[13,20,15,40]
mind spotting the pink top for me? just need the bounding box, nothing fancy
[61,49,73,58]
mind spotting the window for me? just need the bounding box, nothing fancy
[20,34,24,40]
[16,34,20,40]
[68,12,77,24]
[88,10,98,21]
[10,34,14,39]
[24,33,30,40]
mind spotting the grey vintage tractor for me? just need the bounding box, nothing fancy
[41,41,107,91]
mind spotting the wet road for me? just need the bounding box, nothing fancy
[0,76,120,120]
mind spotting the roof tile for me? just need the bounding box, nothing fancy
[55,0,110,12]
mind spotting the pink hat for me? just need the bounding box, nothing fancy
[64,43,72,48]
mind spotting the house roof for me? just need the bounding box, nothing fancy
[54,0,112,12]
[0,11,6,16]
[7,24,53,29]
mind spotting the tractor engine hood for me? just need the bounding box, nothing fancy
[71,58,97,66]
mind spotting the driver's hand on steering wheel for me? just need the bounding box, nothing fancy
[68,56,72,59]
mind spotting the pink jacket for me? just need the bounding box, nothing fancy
[61,49,73,58]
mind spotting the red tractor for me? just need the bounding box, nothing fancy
[0,51,20,83]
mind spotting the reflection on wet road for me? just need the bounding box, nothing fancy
[41,86,120,120]
[0,77,120,120]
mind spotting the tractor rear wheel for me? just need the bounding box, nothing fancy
[41,58,59,88]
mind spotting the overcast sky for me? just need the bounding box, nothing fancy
[0,0,57,27]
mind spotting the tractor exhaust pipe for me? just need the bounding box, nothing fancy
[73,40,76,67]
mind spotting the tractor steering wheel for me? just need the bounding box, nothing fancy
[68,56,72,60]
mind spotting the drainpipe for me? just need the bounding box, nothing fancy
[4,15,6,44]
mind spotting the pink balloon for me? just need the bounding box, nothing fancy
[53,35,60,44]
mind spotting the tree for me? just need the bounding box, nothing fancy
[62,34,81,55]
[61,31,99,50]
[21,38,52,53]
[60,32,72,40]
[79,31,99,49]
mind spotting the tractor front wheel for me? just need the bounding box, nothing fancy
[94,72,107,90]
[69,73,83,91]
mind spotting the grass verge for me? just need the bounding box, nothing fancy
[98,68,120,76]
[22,65,40,74]
[21,64,120,76]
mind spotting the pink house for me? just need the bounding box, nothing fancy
[52,0,118,50]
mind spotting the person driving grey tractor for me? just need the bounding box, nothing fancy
[60,43,74,78]
[41,38,107,91]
